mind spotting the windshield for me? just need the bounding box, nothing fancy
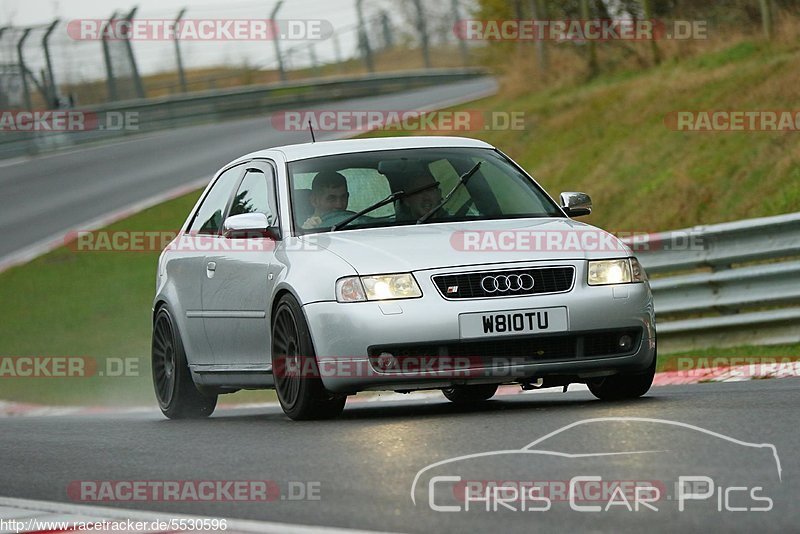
[288,147,564,234]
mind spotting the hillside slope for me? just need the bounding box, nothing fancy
[376,40,800,232]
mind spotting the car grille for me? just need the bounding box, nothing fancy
[368,329,641,373]
[432,266,574,299]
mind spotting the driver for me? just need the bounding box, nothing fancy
[302,171,350,229]
[399,171,443,220]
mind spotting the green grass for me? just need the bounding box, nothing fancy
[690,41,760,69]
[3,37,800,406]
[367,40,800,233]
[0,190,278,406]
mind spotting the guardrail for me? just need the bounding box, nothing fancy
[0,68,489,160]
[626,212,800,352]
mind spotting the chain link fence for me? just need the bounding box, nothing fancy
[0,0,478,110]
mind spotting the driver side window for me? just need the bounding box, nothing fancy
[229,167,277,223]
[189,165,244,235]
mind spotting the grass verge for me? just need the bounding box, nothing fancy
[0,189,275,406]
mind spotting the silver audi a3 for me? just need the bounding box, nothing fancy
[151,136,656,420]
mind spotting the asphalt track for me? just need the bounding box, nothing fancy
[0,77,497,263]
[1,380,797,533]
[1,76,796,533]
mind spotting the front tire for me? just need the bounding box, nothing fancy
[271,294,346,420]
[152,307,217,419]
[588,350,657,401]
[442,384,499,404]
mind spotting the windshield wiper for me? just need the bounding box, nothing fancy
[331,181,440,232]
[416,161,481,224]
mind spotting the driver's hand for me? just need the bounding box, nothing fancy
[302,215,322,229]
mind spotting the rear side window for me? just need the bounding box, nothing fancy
[189,165,244,235]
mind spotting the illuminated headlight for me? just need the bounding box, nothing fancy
[588,258,647,286]
[336,274,422,302]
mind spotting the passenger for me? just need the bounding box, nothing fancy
[399,171,443,220]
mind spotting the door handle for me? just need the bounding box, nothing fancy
[206,261,217,272]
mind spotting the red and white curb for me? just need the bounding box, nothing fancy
[2,364,797,419]
[652,360,800,385]
[0,496,390,534]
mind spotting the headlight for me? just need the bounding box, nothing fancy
[629,257,647,282]
[336,274,422,302]
[588,258,647,286]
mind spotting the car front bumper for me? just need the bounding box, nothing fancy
[303,263,657,394]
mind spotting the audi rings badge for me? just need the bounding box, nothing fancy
[480,274,535,294]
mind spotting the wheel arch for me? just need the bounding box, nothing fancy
[270,287,319,359]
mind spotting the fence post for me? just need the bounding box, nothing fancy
[122,7,146,98]
[270,0,286,81]
[451,0,469,66]
[16,28,33,109]
[641,0,661,65]
[356,0,374,72]
[380,11,393,50]
[173,8,188,92]
[309,43,320,77]
[42,19,59,107]
[529,0,548,73]
[0,27,7,108]
[102,11,119,102]
[759,0,773,40]
[580,0,599,77]
[411,0,431,68]
[332,32,343,66]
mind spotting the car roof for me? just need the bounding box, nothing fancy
[232,136,496,164]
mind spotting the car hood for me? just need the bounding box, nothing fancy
[299,218,631,274]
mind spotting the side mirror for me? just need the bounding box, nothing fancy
[560,192,592,217]
[222,212,279,239]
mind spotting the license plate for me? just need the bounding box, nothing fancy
[459,307,568,339]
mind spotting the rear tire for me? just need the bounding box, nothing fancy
[152,307,217,419]
[442,384,498,404]
[588,350,657,401]
[271,294,346,420]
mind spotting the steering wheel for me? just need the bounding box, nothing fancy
[320,209,358,227]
